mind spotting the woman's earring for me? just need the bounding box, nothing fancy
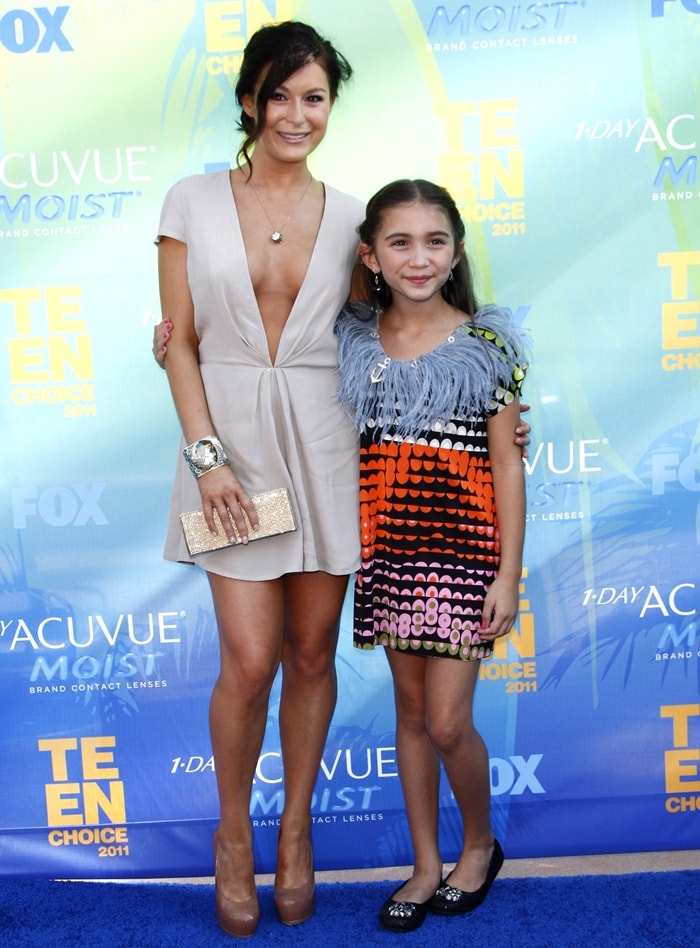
[448,268,455,283]
[372,271,383,293]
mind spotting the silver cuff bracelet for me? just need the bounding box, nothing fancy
[182,436,229,479]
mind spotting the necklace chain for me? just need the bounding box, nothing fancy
[249,176,313,244]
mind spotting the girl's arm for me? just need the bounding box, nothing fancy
[158,236,258,540]
[479,397,526,641]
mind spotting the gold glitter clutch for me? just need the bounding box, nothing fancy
[179,488,296,556]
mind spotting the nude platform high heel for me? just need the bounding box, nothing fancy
[213,830,260,938]
[273,877,315,926]
[273,832,315,926]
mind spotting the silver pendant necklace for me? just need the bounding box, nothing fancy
[249,175,313,244]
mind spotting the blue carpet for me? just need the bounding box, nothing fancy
[1,872,698,946]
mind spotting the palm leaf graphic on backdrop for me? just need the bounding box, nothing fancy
[539,419,700,694]
[0,545,212,722]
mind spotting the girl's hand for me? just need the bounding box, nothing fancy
[153,319,171,367]
[478,576,519,641]
[197,465,259,544]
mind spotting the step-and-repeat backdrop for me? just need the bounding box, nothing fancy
[1,0,699,878]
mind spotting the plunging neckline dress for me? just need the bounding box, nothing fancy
[157,170,364,580]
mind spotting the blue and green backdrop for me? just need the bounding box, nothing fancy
[1,0,699,877]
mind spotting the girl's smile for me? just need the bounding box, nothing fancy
[362,201,461,305]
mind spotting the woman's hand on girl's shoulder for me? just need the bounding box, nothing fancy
[515,403,531,457]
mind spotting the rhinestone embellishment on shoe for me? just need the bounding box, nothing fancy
[434,884,463,903]
[387,900,419,918]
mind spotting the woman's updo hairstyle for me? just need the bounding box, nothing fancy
[235,21,352,169]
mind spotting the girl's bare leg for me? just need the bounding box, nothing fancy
[384,649,443,903]
[425,658,495,891]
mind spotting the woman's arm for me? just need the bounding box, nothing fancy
[158,236,258,540]
[479,397,526,641]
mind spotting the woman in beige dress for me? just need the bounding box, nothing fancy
[156,19,531,939]
[157,23,361,937]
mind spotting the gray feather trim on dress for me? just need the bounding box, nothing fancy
[335,300,528,441]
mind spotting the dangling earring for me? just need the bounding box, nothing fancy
[372,271,383,294]
[448,268,454,283]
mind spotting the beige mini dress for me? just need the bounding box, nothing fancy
[157,170,363,580]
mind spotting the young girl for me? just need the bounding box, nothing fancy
[335,179,528,932]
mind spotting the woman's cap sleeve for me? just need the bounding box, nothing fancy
[154,178,187,245]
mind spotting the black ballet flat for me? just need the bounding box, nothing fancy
[429,839,504,915]
[379,883,434,932]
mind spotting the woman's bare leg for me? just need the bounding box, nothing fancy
[384,649,443,903]
[207,573,284,901]
[425,658,495,891]
[275,571,349,890]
